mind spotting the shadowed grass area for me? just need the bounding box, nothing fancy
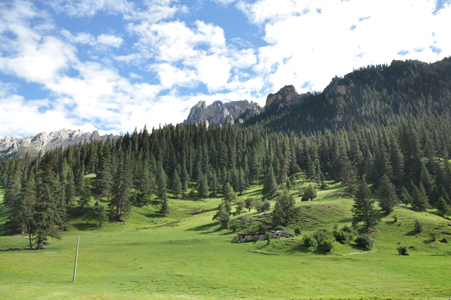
[1,180,451,299]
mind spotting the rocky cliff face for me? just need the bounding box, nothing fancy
[183,100,261,126]
[0,129,114,160]
[265,85,306,110]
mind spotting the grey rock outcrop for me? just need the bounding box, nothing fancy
[183,100,261,127]
[0,129,114,160]
[265,85,306,110]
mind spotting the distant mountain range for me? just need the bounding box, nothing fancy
[0,129,114,160]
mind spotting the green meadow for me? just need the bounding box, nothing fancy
[1,179,451,300]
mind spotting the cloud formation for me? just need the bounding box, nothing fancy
[0,0,450,138]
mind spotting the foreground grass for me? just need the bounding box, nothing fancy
[1,181,451,299]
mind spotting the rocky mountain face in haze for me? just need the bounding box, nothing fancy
[0,129,114,160]
[183,100,261,126]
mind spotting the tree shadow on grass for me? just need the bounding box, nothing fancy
[405,230,418,236]
[72,222,99,231]
[185,222,221,233]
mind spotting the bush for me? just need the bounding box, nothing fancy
[294,227,302,236]
[274,225,285,231]
[302,236,318,248]
[312,229,333,244]
[355,235,375,250]
[320,239,334,252]
[333,230,353,244]
[397,246,409,255]
[414,219,422,233]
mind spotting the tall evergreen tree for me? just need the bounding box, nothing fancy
[156,163,168,202]
[33,153,60,249]
[379,175,398,214]
[109,148,133,221]
[263,166,278,199]
[95,141,113,198]
[172,169,182,198]
[411,184,430,212]
[352,180,378,230]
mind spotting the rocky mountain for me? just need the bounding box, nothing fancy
[0,129,114,160]
[183,100,261,126]
[265,85,307,110]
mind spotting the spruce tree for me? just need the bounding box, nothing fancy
[352,180,378,230]
[95,141,113,198]
[379,174,398,214]
[197,173,209,199]
[156,163,168,202]
[172,169,182,198]
[263,166,278,199]
[160,197,169,217]
[139,159,154,204]
[109,148,133,221]
[210,170,218,197]
[411,184,430,212]
[33,153,60,249]
[437,197,449,216]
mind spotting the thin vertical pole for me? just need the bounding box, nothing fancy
[73,236,80,283]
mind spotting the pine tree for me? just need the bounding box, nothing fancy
[223,183,237,213]
[379,175,398,214]
[156,163,168,202]
[197,173,209,199]
[95,141,113,198]
[263,166,278,198]
[411,184,430,212]
[249,148,260,182]
[10,169,36,248]
[109,148,133,221]
[172,169,182,198]
[160,197,169,217]
[210,170,218,197]
[139,159,154,204]
[92,200,108,227]
[65,169,75,206]
[352,180,378,230]
[79,179,91,216]
[212,202,230,228]
[437,197,449,216]
[33,153,61,249]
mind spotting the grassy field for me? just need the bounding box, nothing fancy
[1,179,451,299]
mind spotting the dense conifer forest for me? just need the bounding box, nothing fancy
[1,57,451,248]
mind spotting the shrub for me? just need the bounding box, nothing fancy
[392,214,398,222]
[320,239,334,252]
[414,219,422,233]
[274,225,285,231]
[312,229,333,244]
[333,230,353,244]
[294,227,302,236]
[397,246,409,255]
[302,236,318,248]
[355,235,375,250]
[429,231,439,241]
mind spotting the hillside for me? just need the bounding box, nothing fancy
[244,57,451,133]
[1,57,451,299]
[1,175,451,299]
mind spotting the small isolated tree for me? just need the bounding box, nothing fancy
[245,197,254,212]
[379,175,398,214]
[213,203,230,229]
[437,197,449,216]
[397,246,409,255]
[414,219,422,233]
[235,199,245,215]
[160,197,169,217]
[352,180,378,231]
[272,189,296,226]
[301,184,317,201]
[92,201,108,227]
[223,183,237,213]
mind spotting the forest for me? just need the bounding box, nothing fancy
[1,57,451,250]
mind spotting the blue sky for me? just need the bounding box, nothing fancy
[0,0,450,138]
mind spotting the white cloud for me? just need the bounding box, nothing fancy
[49,0,133,17]
[61,30,123,48]
[238,0,451,93]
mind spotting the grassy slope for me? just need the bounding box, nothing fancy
[1,179,451,299]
